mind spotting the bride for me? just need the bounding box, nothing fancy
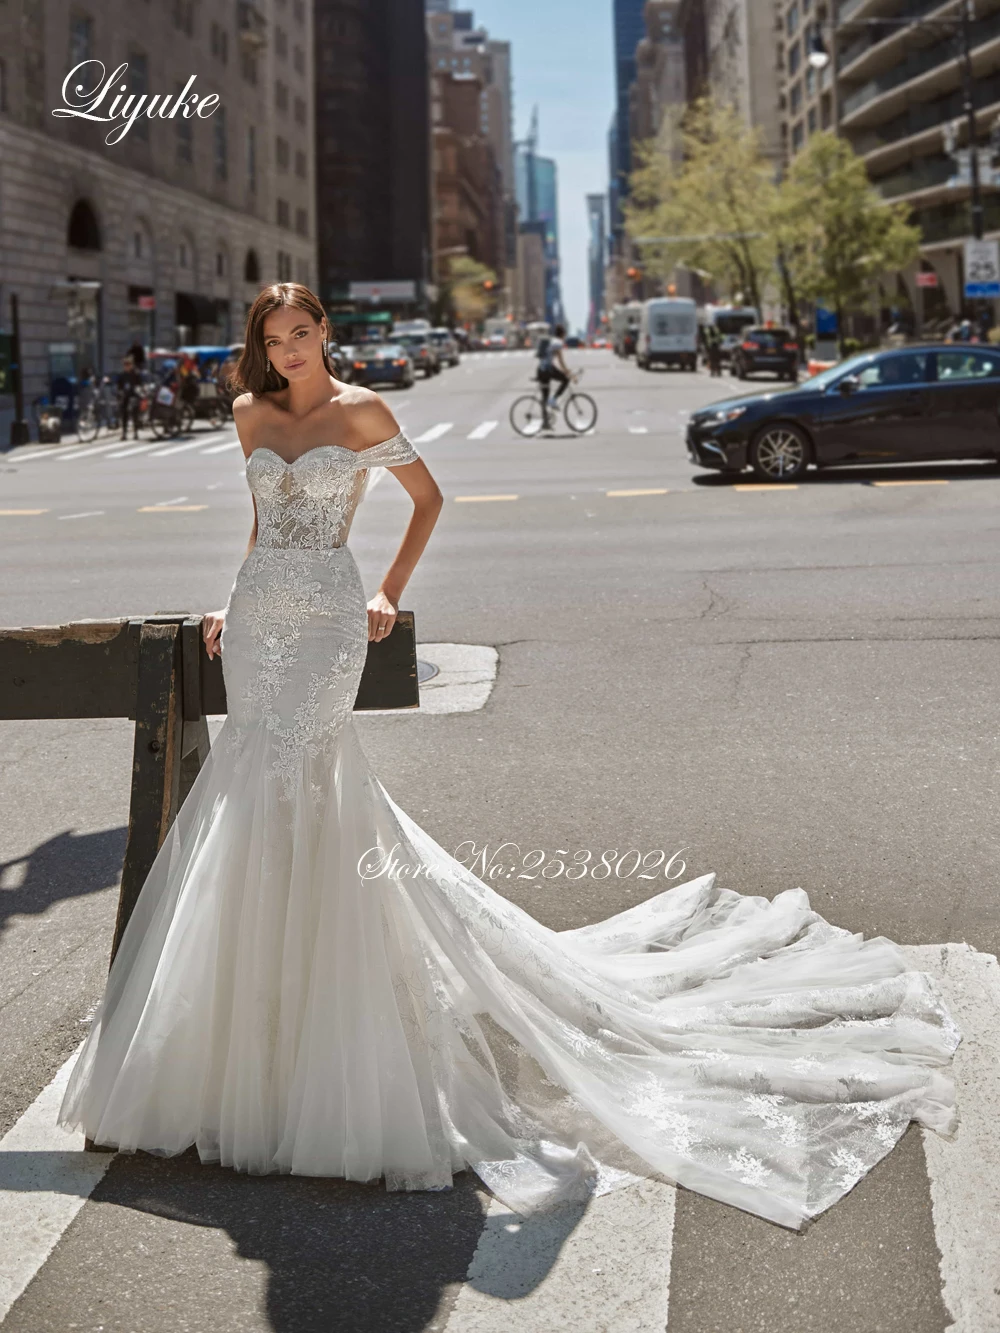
[58,282,960,1231]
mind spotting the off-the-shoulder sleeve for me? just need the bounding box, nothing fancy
[361,430,421,468]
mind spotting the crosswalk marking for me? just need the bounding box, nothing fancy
[200,439,242,454]
[56,442,129,461]
[413,422,454,444]
[11,444,90,463]
[628,425,649,434]
[104,442,158,459]
[137,505,209,512]
[148,435,225,458]
[467,421,498,440]
[607,488,669,497]
[454,494,519,502]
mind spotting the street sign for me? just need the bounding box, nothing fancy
[916,271,939,288]
[964,238,1000,298]
[349,280,417,302]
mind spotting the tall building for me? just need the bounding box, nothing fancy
[697,0,782,162]
[610,0,648,252]
[0,0,317,433]
[315,0,431,334]
[631,1,686,155]
[586,193,607,338]
[775,0,837,163]
[516,136,563,325]
[426,7,514,311]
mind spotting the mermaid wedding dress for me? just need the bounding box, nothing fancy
[58,430,961,1231]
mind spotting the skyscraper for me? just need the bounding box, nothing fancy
[515,142,563,326]
[586,194,607,339]
[610,0,647,251]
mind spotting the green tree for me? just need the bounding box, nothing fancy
[775,132,920,357]
[625,97,777,312]
[443,256,498,327]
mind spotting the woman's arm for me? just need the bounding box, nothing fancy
[355,396,444,642]
[203,396,259,659]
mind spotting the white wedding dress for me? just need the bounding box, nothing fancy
[59,430,961,1231]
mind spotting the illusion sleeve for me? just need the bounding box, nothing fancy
[360,430,422,469]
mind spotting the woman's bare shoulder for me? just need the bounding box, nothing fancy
[337,386,401,446]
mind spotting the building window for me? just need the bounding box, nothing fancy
[293,0,304,20]
[210,21,228,62]
[786,2,799,35]
[275,27,287,57]
[216,249,227,277]
[69,13,93,67]
[133,230,143,258]
[0,59,6,113]
[293,45,304,74]
[276,135,289,171]
[176,80,192,161]
[277,249,292,281]
[275,79,288,111]
[172,0,193,36]
[807,106,817,133]
[178,240,189,268]
[294,148,306,178]
[277,198,290,228]
[791,120,804,152]
[129,51,149,140]
[295,206,307,236]
[241,51,257,84]
[214,105,227,182]
[244,248,260,283]
[246,124,257,191]
[788,41,801,76]
[790,81,802,114]
[805,65,815,97]
[293,95,306,125]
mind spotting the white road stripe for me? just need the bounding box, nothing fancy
[0,1041,115,1324]
[444,1182,674,1332]
[57,442,129,461]
[11,444,94,463]
[904,943,1000,1333]
[413,422,454,444]
[156,495,189,506]
[629,426,649,435]
[148,435,224,457]
[200,439,242,455]
[57,511,105,521]
[104,443,158,459]
[467,421,498,440]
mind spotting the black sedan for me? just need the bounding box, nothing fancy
[348,343,415,389]
[686,344,1000,482]
[730,326,799,382]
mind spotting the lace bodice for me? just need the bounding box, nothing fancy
[246,430,421,550]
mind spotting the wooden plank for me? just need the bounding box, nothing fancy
[0,619,137,719]
[110,622,184,968]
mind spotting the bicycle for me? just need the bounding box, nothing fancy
[76,378,121,442]
[509,370,598,437]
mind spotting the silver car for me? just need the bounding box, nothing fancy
[430,327,461,367]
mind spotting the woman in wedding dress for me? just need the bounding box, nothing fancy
[59,282,961,1231]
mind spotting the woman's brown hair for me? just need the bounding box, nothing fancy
[228,282,335,397]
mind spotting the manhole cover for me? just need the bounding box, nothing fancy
[416,659,439,683]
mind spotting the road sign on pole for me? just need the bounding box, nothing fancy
[963,238,1000,298]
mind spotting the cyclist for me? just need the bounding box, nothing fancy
[536,323,572,423]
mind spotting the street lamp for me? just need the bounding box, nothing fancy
[807,31,830,70]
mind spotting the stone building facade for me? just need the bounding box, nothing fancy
[0,0,316,430]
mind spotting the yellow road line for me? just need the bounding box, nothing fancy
[606,488,669,497]
[732,483,799,491]
[137,504,210,512]
[0,508,48,515]
[871,479,948,486]
[454,494,519,502]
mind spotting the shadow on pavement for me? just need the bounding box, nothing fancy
[0,827,127,939]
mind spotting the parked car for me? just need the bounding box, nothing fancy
[686,345,1000,483]
[348,343,415,389]
[325,340,349,380]
[565,335,582,349]
[395,332,441,377]
[730,327,799,382]
[429,327,461,367]
[486,332,508,350]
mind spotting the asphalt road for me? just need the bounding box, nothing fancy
[1,348,998,1332]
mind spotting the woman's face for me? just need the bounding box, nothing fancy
[261,305,329,383]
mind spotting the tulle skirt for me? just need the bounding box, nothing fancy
[58,547,961,1231]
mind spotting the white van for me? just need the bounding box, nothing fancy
[636,297,698,371]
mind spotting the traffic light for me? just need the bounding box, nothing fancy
[626,267,640,280]
[483,278,495,290]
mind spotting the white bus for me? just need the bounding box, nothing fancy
[523,320,551,350]
[636,297,698,371]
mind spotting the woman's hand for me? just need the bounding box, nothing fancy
[367,590,398,643]
[202,610,226,660]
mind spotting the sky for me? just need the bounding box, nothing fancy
[465,0,616,333]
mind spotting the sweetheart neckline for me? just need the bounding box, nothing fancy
[246,431,405,469]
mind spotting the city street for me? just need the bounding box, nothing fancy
[2,347,999,1331]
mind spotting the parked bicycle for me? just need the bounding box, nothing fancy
[509,370,598,437]
[76,377,121,442]
[148,379,196,439]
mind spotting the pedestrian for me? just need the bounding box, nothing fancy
[118,355,142,440]
[706,324,723,377]
[126,340,146,371]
